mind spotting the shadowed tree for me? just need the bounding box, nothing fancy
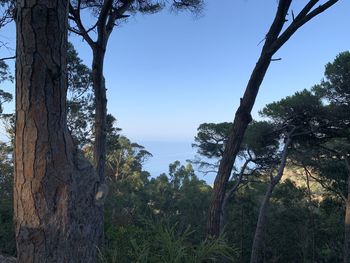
[207,0,340,238]
[192,121,279,230]
[0,59,13,114]
[66,42,96,148]
[0,0,15,50]
[250,90,326,262]
[68,0,203,184]
[312,51,350,263]
[0,62,14,256]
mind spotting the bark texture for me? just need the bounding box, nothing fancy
[14,1,103,262]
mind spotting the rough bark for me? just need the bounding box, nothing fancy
[250,135,292,263]
[344,158,350,263]
[206,0,339,238]
[14,1,103,262]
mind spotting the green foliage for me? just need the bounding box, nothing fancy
[314,51,350,107]
[106,134,151,180]
[148,162,211,237]
[101,218,237,263]
[0,44,348,262]
[193,121,279,163]
[192,120,280,174]
[224,178,345,262]
[242,121,277,155]
[105,160,212,242]
[291,52,350,201]
[71,0,204,19]
[0,0,15,28]
[193,122,231,159]
[240,121,280,170]
[0,60,13,114]
[0,192,15,256]
[0,61,15,255]
[0,142,15,256]
[260,89,325,132]
[316,159,347,198]
[313,51,350,149]
[66,42,95,148]
[315,198,344,262]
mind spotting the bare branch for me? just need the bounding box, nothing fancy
[294,0,318,21]
[262,0,292,52]
[86,22,99,34]
[69,2,95,48]
[106,0,134,38]
[270,0,339,54]
[0,55,15,61]
[306,166,346,202]
[96,0,114,45]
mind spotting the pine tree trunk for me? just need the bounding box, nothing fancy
[14,1,103,262]
[92,47,107,182]
[206,0,338,238]
[207,53,272,238]
[206,0,292,238]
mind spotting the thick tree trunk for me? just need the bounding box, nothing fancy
[344,158,350,263]
[14,1,103,262]
[206,0,292,238]
[250,136,292,263]
[92,47,107,182]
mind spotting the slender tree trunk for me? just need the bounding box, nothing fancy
[15,1,103,262]
[304,166,315,262]
[250,182,275,263]
[206,0,338,238]
[92,46,107,182]
[250,135,292,263]
[206,0,292,237]
[207,54,272,237]
[344,158,350,263]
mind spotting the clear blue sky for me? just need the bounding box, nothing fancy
[1,0,350,182]
[68,0,350,142]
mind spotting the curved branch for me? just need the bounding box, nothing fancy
[270,0,339,54]
[69,2,95,48]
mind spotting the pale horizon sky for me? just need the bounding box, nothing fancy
[0,0,349,181]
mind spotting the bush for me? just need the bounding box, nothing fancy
[99,218,237,263]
